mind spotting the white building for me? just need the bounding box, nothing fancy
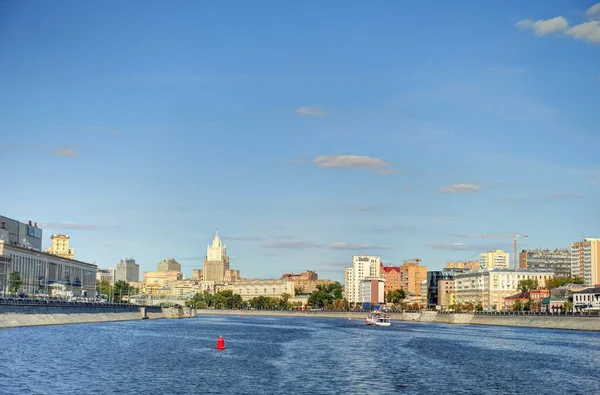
[116,258,139,282]
[344,255,382,304]
[572,286,600,312]
[96,268,116,284]
[571,238,600,286]
[0,240,97,297]
[359,277,385,305]
[478,250,510,269]
[217,279,294,300]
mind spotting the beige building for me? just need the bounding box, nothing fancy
[454,269,554,311]
[290,279,333,295]
[143,270,182,288]
[344,255,382,304]
[203,229,230,282]
[400,259,427,305]
[96,268,115,284]
[571,238,600,286]
[438,279,455,307]
[219,279,294,300]
[478,250,510,269]
[157,258,181,272]
[192,269,203,281]
[45,234,74,259]
[445,261,479,270]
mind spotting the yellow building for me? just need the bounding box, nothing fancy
[45,234,74,260]
[445,261,479,270]
[400,260,427,304]
[571,238,600,286]
[478,250,509,269]
[143,271,182,288]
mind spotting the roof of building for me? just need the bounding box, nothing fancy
[573,286,600,294]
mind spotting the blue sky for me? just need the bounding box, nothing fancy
[1,0,599,282]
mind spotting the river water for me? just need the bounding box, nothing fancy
[1,315,599,394]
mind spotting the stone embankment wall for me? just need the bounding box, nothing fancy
[196,310,600,331]
[0,304,165,329]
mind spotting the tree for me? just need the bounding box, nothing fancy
[513,300,523,311]
[113,280,134,303]
[9,271,22,294]
[475,303,483,312]
[387,289,406,304]
[308,282,343,309]
[545,276,584,290]
[563,301,573,313]
[517,279,539,293]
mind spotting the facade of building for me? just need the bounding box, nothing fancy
[400,260,427,305]
[289,279,333,295]
[478,250,510,269]
[519,249,571,277]
[0,216,43,251]
[571,238,600,286]
[281,271,318,281]
[45,234,74,259]
[218,279,294,300]
[203,229,230,283]
[454,269,554,311]
[143,271,183,288]
[438,279,455,308]
[427,271,453,308]
[343,254,381,304]
[445,261,479,270]
[572,286,600,312]
[359,277,385,305]
[0,240,97,297]
[116,258,139,282]
[157,258,181,273]
[381,265,401,294]
[96,268,115,284]
[504,289,550,311]
[192,269,203,281]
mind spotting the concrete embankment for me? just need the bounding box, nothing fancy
[196,310,600,331]
[0,304,165,329]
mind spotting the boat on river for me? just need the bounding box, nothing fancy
[366,311,391,327]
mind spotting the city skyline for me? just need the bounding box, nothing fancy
[1,1,598,280]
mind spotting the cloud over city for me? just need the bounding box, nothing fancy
[54,148,77,157]
[38,221,102,230]
[312,154,403,175]
[438,183,481,193]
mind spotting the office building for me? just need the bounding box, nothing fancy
[478,250,510,269]
[116,258,139,282]
[519,249,571,278]
[344,255,381,304]
[96,268,116,284]
[157,258,181,273]
[0,216,42,251]
[359,277,385,305]
[571,238,600,286]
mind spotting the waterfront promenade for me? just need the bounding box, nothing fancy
[196,309,600,331]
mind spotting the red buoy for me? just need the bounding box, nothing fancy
[216,335,226,350]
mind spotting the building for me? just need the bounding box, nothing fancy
[45,234,74,259]
[504,289,549,311]
[519,249,571,277]
[157,258,181,273]
[282,270,318,281]
[0,240,96,297]
[454,269,554,311]
[359,277,385,306]
[0,216,43,251]
[96,268,115,284]
[381,265,401,294]
[343,255,381,304]
[427,271,453,308]
[192,269,203,281]
[400,259,427,305]
[438,279,455,308]
[143,271,183,288]
[218,279,294,300]
[572,286,600,312]
[478,250,510,269]
[116,258,139,282]
[445,261,479,270]
[571,238,600,286]
[203,229,230,283]
[548,283,589,312]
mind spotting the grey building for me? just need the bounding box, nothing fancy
[116,258,139,282]
[520,249,571,278]
[0,215,43,251]
[427,270,453,308]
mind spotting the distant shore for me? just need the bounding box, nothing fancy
[196,309,600,331]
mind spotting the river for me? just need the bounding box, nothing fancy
[1,315,599,394]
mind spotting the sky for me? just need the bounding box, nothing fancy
[0,0,599,282]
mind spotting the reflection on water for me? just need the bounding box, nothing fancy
[1,316,599,394]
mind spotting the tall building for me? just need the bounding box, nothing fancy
[427,271,453,308]
[45,234,74,259]
[359,278,385,305]
[381,265,401,294]
[0,216,42,251]
[478,250,510,269]
[400,259,427,304]
[343,255,381,304]
[571,238,600,286]
[203,229,230,282]
[157,258,181,273]
[519,249,571,278]
[116,258,139,282]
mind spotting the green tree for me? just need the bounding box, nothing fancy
[517,279,539,293]
[113,280,134,303]
[545,276,584,289]
[387,289,406,304]
[9,271,22,294]
[513,300,523,311]
[475,303,483,312]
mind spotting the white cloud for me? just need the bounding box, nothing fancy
[516,16,569,36]
[438,183,481,193]
[313,154,388,169]
[587,3,600,19]
[296,106,325,116]
[567,21,600,43]
[329,242,392,250]
[374,168,406,176]
[54,148,77,157]
[38,221,101,230]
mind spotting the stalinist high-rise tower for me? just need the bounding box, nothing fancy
[203,228,230,282]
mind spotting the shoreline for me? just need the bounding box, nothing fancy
[195,309,600,331]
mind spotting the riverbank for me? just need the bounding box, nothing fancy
[196,310,600,331]
[0,304,166,329]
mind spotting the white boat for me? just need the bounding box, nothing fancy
[366,311,391,327]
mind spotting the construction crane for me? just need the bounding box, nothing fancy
[469,231,528,269]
